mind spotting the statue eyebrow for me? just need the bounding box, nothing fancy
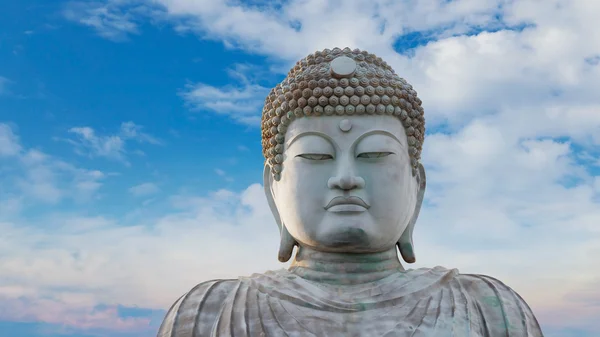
[353,130,405,149]
[286,131,336,150]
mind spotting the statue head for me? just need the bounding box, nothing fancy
[261,47,426,264]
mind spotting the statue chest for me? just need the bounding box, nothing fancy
[204,283,503,337]
[160,270,542,337]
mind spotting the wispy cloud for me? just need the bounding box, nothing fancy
[17,151,106,205]
[0,297,159,333]
[72,0,600,129]
[214,168,234,182]
[179,64,271,126]
[64,121,161,165]
[119,121,162,145]
[1,176,599,333]
[68,127,125,159]
[63,1,142,42]
[0,184,279,324]
[0,123,22,156]
[128,182,159,197]
[1,120,599,335]
[0,124,105,207]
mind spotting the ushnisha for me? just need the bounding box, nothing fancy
[158,47,543,337]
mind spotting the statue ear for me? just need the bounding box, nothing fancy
[263,164,296,262]
[398,163,426,264]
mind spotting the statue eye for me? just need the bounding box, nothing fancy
[357,152,393,159]
[297,153,334,160]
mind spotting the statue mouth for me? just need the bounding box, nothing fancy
[325,196,370,212]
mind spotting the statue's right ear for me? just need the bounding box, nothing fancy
[263,164,296,262]
[263,164,282,232]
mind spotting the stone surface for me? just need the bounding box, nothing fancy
[330,55,357,78]
[338,118,352,132]
[260,48,426,180]
[158,267,542,337]
[157,48,544,337]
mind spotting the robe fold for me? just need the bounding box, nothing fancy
[158,267,543,337]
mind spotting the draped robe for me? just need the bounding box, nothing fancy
[157,266,543,337]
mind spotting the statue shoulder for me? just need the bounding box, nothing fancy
[157,279,239,337]
[455,273,543,336]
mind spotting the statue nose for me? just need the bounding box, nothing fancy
[327,175,365,190]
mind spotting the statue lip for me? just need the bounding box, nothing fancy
[325,196,370,210]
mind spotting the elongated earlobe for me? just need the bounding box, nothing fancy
[398,231,416,263]
[398,163,426,264]
[278,225,296,262]
[263,164,297,262]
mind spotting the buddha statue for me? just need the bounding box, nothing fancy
[158,48,543,337]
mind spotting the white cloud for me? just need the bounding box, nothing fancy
[594,176,600,192]
[179,64,271,126]
[0,197,23,217]
[119,121,162,145]
[0,123,22,156]
[128,182,160,197]
[0,175,599,333]
[62,1,142,42]
[0,124,105,207]
[65,121,161,164]
[0,184,281,327]
[2,117,600,335]
[67,0,600,131]
[0,296,158,334]
[68,127,125,160]
[180,82,267,125]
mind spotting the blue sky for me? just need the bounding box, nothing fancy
[1,0,600,336]
[1,1,267,198]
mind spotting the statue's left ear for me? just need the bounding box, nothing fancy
[397,163,426,264]
[263,164,296,262]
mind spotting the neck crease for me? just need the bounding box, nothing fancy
[289,246,404,285]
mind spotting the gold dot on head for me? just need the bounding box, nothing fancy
[339,119,352,132]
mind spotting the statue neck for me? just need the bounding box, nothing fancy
[289,246,404,285]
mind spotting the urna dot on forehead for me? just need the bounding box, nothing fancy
[338,118,352,132]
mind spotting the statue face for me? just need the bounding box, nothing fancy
[266,115,422,253]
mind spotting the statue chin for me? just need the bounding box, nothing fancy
[307,226,398,253]
[313,227,371,251]
[287,210,407,253]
